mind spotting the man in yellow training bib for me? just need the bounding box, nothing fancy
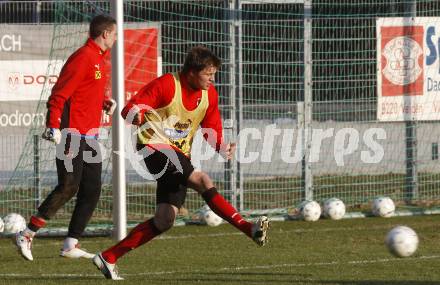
[93,45,270,280]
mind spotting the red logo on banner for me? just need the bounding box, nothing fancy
[8,73,20,90]
[381,26,424,96]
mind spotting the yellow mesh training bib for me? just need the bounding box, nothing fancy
[137,73,208,156]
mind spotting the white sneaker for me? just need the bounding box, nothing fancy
[93,253,124,280]
[15,231,34,261]
[60,245,95,259]
[251,216,270,246]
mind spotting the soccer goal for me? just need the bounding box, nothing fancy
[1,0,440,236]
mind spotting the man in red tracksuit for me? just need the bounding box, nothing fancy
[15,14,117,261]
[92,45,270,280]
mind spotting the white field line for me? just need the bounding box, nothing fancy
[0,222,436,249]
[0,255,439,278]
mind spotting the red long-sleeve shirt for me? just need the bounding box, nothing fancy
[121,72,223,151]
[46,38,109,135]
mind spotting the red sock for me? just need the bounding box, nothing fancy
[202,188,252,237]
[102,218,162,263]
[28,215,46,232]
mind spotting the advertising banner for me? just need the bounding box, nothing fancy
[102,26,160,126]
[377,17,440,121]
[123,27,160,100]
[0,60,62,101]
[0,24,160,129]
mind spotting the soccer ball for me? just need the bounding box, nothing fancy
[0,217,4,232]
[201,206,223,227]
[372,197,395,217]
[323,198,346,220]
[3,213,26,233]
[299,200,321,222]
[386,226,419,257]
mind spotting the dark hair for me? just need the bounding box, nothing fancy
[89,15,116,39]
[182,45,221,74]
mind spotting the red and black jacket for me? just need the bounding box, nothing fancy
[46,38,109,136]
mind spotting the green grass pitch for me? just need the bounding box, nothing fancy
[1,215,440,285]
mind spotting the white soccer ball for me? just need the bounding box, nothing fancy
[372,197,395,217]
[386,226,419,257]
[0,217,4,233]
[299,200,321,222]
[201,206,223,227]
[3,213,26,233]
[323,198,346,220]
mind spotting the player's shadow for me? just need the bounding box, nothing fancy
[149,272,440,285]
[322,280,440,285]
[8,274,436,284]
[149,272,309,284]
[146,271,307,283]
[0,276,94,281]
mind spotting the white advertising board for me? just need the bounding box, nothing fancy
[0,60,63,101]
[377,17,440,121]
